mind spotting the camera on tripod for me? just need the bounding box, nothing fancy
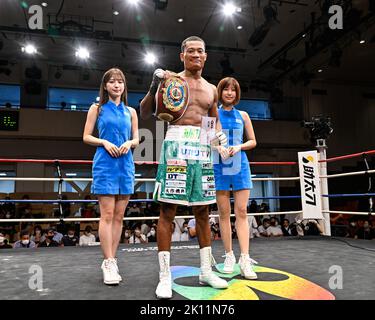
[302,115,333,142]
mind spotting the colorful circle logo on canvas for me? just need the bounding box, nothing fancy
[171,264,335,300]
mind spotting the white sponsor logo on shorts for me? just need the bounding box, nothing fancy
[204,190,216,197]
[178,146,211,161]
[167,159,187,166]
[202,175,215,183]
[165,180,186,188]
[202,183,215,190]
[202,163,212,169]
[166,173,187,181]
[165,188,186,195]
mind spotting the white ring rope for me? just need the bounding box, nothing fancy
[323,210,375,216]
[321,169,375,179]
[0,211,304,223]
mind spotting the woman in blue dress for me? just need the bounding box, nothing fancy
[83,68,139,285]
[214,77,258,280]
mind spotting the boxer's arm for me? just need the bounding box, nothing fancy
[208,85,222,131]
[140,69,166,120]
[209,85,227,147]
[140,93,155,120]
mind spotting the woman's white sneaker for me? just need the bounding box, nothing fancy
[101,259,120,285]
[238,254,258,280]
[222,251,236,274]
[109,258,122,282]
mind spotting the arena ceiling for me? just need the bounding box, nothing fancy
[0,0,374,86]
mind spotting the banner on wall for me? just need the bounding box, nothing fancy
[298,151,323,220]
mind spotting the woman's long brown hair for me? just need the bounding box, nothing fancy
[98,68,128,111]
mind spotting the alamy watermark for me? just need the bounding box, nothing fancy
[28,264,43,291]
[328,265,343,290]
[28,5,44,30]
[328,5,344,30]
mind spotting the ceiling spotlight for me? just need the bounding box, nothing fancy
[22,44,37,54]
[75,47,90,59]
[178,18,184,23]
[223,3,237,16]
[360,40,366,44]
[145,52,157,65]
[237,25,243,30]
[318,69,323,73]
[41,2,48,7]
[113,10,119,15]
[128,0,140,5]
[302,33,307,38]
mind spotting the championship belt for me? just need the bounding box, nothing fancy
[155,73,189,123]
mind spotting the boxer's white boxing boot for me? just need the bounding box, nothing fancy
[199,247,228,289]
[155,251,172,299]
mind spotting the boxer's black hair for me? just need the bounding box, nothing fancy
[181,36,206,52]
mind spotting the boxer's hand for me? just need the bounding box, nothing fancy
[211,131,227,147]
[149,68,167,96]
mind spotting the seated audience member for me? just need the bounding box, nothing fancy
[301,219,324,236]
[248,215,259,239]
[258,218,270,237]
[211,222,221,240]
[347,220,358,238]
[187,218,197,241]
[171,222,180,242]
[249,200,258,213]
[173,217,185,235]
[13,229,36,249]
[281,219,293,236]
[267,217,283,237]
[0,232,12,249]
[180,221,189,242]
[51,227,64,244]
[123,226,132,244]
[62,225,79,246]
[355,220,374,240]
[39,228,60,247]
[79,225,96,246]
[30,225,45,246]
[147,223,157,243]
[129,225,147,244]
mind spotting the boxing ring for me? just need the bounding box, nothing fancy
[0,149,375,300]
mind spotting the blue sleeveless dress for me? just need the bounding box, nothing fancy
[91,100,135,195]
[213,106,253,191]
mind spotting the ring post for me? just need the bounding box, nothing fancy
[317,139,331,236]
[54,160,64,223]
